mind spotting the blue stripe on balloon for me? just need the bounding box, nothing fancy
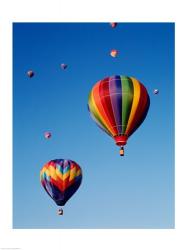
[43,172,50,182]
[45,180,53,197]
[55,159,64,166]
[63,164,70,174]
[56,161,70,174]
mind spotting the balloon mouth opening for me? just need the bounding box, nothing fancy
[114,135,128,146]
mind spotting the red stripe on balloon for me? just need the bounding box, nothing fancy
[61,177,69,191]
[50,177,63,192]
[92,80,115,134]
[99,78,118,135]
[67,178,76,189]
[60,177,76,192]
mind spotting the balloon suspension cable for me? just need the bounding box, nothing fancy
[119,146,124,156]
[58,208,63,216]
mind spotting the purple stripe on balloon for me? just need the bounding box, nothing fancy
[44,180,54,198]
[109,76,122,134]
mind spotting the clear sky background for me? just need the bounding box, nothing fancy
[13,23,174,229]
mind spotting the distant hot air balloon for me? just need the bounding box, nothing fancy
[40,159,82,215]
[110,22,117,28]
[110,49,118,57]
[153,89,159,95]
[88,75,150,156]
[61,63,68,70]
[27,70,34,78]
[44,132,51,139]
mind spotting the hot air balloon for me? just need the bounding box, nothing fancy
[27,70,34,78]
[153,89,159,95]
[110,49,118,57]
[110,22,117,28]
[61,63,68,70]
[44,131,51,139]
[40,159,82,215]
[88,75,150,156]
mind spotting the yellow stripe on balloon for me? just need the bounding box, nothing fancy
[90,89,114,136]
[62,170,70,181]
[125,77,141,134]
[40,167,46,176]
[48,165,57,180]
[55,168,64,181]
[69,167,76,181]
[76,169,81,176]
[44,168,50,177]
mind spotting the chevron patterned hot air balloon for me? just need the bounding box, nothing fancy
[88,75,150,156]
[40,159,82,215]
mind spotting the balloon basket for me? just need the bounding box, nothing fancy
[58,208,63,216]
[119,147,124,156]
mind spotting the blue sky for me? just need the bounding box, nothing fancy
[13,23,174,229]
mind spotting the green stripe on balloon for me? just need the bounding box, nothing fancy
[121,77,134,134]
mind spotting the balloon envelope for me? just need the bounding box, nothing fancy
[40,159,82,206]
[88,75,150,149]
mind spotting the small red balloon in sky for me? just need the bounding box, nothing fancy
[110,49,118,57]
[27,70,34,78]
[110,22,118,28]
[44,132,52,139]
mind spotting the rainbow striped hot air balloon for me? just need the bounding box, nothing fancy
[88,75,150,156]
[40,159,82,215]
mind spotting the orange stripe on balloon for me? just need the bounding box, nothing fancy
[89,87,111,135]
[69,167,76,181]
[76,169,81,176]
[92,81,116,136]
[55,168,64,181]
[62,178,69,191]
[48,165,58,180]
[62,170,70,181]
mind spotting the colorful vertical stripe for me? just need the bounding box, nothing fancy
[40,159,82,206]
[88,75,150,140]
